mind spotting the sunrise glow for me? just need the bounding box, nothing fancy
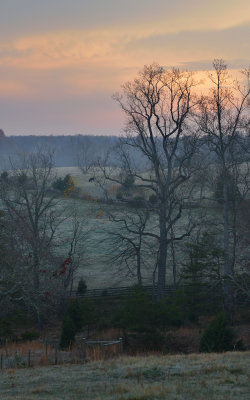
[0,0,249,135]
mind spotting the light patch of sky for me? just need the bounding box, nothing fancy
[1,0,249,38]
[0,0,249,135]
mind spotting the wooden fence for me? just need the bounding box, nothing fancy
[72,285,175,299]
[72,283,248,308]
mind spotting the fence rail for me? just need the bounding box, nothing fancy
[81,337,123,359]
[72,283,248,306]
[72,285,175,299]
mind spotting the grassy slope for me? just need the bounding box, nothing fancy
[1,352,249,400]
[53,167,206,289]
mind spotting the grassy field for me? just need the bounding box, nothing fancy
[53,167,207,289]
[50,165,250,289]
[56,195,196,289]
[0,352,249,399]
[54,166,119,199]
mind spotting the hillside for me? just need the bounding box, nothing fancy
[0,134,119,168]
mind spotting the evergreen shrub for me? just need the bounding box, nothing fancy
[60,314,76,348]
[77,278,87,296]
[60,298,95,348]
[199,313,241,353]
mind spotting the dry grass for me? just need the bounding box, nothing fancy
[0,337,123,369]
[0,341,57,369]
[0,352,249,399]
[2,341,50,356]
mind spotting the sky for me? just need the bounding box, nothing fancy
[0,0,250,136]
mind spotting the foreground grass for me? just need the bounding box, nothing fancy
[0,352,249,400]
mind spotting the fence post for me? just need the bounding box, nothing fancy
[28,350,31,367]
[100,343,104,359]
[45,340,48,357]
[0,354,3,370]
[5,339,8,356]
[82,338,86,359]
[54,346,58,365]
[119,338,123,355]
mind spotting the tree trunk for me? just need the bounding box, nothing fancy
[157,204,167,299]
[170,225,177,289]
[136,249,142,286]
[223,177,233,318]
[33,243,40,291]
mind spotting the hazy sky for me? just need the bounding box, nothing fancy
[0,0,250,136]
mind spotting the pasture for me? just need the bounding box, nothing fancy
[53,166,221,289]
[0,352,249,399]
[53,168,202,289]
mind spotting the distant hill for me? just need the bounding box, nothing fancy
[0,134,119,169]
[1,132,249,170]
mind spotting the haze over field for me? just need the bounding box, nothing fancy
[0,0,250,136]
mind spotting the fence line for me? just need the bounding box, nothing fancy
[72,284,174,299]
[72,283,247,306]
[72,283,218,299]
[0,337,123,371]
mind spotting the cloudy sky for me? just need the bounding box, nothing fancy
[0,0,250,136]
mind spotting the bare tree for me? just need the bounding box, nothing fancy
[0,148,85,326]
[103,207,155,286]
[196,59,250,316]
[100,64,199,299]
[0,211,22,314]
[74,136,97,174]
[0,149,60,291]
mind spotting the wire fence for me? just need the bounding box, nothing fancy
[0,337,123,370]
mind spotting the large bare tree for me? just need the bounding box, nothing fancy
[107,64,199,299]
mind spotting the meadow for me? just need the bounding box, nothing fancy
[53,166,217,289]
[0,352,249,399]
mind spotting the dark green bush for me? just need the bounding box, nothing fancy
[52,174,71,192]
[77,278,87,296]
[118,286,152,331]
[66,299,85,331]
[60,298,95,348]
[21,331,40,341]
[199,313,239,353]
[116,286,165,349]
[60,315,76,348]
[157,293,186,327]
[179,233,224,321]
